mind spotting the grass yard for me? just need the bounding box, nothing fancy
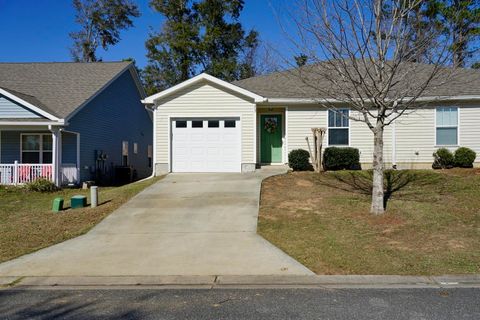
[0,177,161,263]
[258,169,480,275]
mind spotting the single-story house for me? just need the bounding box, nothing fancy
[142,63,480,174]
[0,61,153,186]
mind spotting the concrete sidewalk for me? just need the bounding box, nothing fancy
[0,167,312,278]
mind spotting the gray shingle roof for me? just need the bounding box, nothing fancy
[233,62,480,100]
[0,61,132,118]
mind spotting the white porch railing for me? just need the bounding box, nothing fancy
[0,162,53,185]
[61,163,79,185]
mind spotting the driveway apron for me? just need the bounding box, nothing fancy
[0,168,312,276]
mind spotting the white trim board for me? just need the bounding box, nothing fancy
[142,73,266,105]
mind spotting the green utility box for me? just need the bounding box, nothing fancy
[71,195,87,209]
[52,198,64,212]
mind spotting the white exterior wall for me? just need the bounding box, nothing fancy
[285,106,393,166]
[285,105,326,154]
[459,105,480,163]
[286,104,480,168]
[154,82,256,169]
[394,107,436,166]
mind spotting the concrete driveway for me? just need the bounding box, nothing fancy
[0,168,312,277]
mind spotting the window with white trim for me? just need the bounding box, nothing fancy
[328,109,349,145]
[436,107,458,146]
[21,134,52,164]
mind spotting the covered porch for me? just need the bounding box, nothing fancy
[0,123,79,186]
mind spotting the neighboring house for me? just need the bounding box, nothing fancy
[0,62,153,186]
[142,64,480,174]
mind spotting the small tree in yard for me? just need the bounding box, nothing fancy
[285,0,459,214]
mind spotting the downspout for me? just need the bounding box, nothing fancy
[392,118,397,169]
[48,125,62,187]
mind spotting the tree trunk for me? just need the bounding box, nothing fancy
[371,127,385,215]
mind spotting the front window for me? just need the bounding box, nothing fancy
[328,109,349,145]
[436,107,458,146]
[21,134,52,164]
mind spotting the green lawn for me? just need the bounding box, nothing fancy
[258,169,480,275]
[0,177,161,263]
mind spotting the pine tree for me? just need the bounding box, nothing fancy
[143,0,199,94]
[70,0,140,62]
[144,0,259,93]
[439,0,480,67]
[427,0,480,67]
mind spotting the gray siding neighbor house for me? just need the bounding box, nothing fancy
[0,62,153,186]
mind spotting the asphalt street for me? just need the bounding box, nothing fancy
[1,287,479,319]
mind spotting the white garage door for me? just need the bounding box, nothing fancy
[172,118,241,172]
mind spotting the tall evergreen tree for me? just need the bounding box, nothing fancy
[437,0,480,67]
[70,0,140,62]
[144,0,258,93]
[144,0,199,94]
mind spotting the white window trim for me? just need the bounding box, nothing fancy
[435,107,460,147]
[327,109,350,147]
[20,133,53,164]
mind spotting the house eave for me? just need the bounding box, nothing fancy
[142,73,266,105]
[0,120,65,126]
[257,95,480,105]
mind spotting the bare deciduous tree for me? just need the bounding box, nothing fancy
[285,0,455,214]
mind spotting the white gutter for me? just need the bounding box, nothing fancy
[392,118,397,168]
[259,95,480,105]
[0,120,65,126]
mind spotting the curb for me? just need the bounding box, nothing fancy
[2,274,480,289]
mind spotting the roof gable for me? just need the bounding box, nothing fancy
[0,87,58,120]
[142,73,265,105]
[0,61,137,119]
[0,93,43,119]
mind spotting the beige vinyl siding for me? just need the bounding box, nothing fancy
[349,111,393,164]
[286,106,327,155]
[286,106,393,166]
[154,82,255,164]
[459,105,480,162]
[395,108,436,165]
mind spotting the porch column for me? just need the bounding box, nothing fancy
[50,127,62,187]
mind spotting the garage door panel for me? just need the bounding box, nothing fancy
[172,118,241,172]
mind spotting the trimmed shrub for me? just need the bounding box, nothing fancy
[25,178,58,193]
[288,149,312,171]
[323,147,361,171]
[432,148,454,169]
[454,147,477,168]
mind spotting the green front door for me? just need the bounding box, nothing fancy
[260,114,283,163]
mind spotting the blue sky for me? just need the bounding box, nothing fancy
[0,0,287,68]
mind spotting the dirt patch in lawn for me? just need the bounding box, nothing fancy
[258,170,480,275]
[0,177,162,263]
